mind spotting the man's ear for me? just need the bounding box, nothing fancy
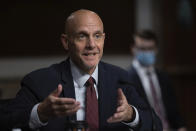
[103,33,105,40]
[61,34,69,50]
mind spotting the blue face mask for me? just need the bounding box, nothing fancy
[135,51,156,66]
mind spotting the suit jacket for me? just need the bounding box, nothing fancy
[128,66,186,129]
[0,99,12,131]
[5,59,157,131]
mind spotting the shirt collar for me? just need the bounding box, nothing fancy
[70,59,98,87]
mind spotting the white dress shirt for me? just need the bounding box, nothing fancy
[70,60,98,120]
[29,59,139,129]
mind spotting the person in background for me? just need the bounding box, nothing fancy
[127,30,188,131]
[2,10,161,131]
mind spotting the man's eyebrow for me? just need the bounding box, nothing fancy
[93,30,104,34]
[74,30,103,36]
[74,31,89,35]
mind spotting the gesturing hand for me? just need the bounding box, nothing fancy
[37,84,80,122]
[107,88,134,123]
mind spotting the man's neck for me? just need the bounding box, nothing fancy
[70,59,96,75]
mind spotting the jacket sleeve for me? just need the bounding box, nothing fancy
[120,81,163,131]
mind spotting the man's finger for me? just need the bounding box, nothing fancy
[116,105,125,112]
[51,84,63,97]
[65,104,81,114]
[55,98,77,105]
[57,104,81,116]
[107,112,123,123]
[117,88,126,101]
[56,101,80,111]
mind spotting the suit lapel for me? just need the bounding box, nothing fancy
[155,69,167,103]
[130,67,150,105]
[155,69,165,92]
[60,58,76,120]
[133,67,147,97]
[98,62,117,128]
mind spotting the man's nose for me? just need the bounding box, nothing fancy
[86,36,96,48]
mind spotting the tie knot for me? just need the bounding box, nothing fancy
[85,76,95,87]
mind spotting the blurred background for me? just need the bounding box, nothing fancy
[0,0,195,130]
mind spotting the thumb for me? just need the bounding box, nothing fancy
[51,84,63,97]
[117,88,126,103]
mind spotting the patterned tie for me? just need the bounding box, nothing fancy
[146,71,169,129]
[85,76,99,131]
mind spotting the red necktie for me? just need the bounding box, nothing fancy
[85,76,99,131]
[146,71,169,129]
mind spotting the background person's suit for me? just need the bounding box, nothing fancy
[5,59,159,131]
[128,66,186,129]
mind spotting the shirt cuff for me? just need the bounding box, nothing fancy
[122,106,139,127]
[29,103,48,129]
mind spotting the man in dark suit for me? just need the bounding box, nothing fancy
[4,10,161,131]
[127,30,187,131]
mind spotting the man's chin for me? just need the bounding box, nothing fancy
[82,62,98,73]
[84,64,96,70]
[82,59,99,67]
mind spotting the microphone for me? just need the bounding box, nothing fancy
[118,80,163,131]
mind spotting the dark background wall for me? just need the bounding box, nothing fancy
[0,0,134,57]
[160,0,196,130]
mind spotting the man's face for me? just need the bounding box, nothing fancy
[64,12,105,74]
[132,36,157,66]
